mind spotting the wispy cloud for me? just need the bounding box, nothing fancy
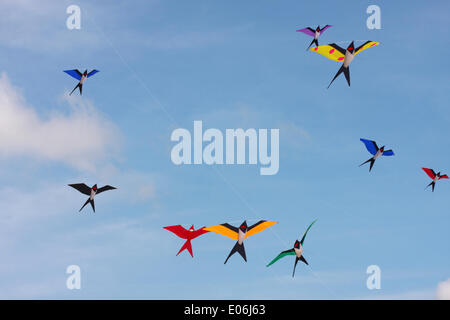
[0,73,121,171]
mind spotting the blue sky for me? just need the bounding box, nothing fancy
[0,0,449,299]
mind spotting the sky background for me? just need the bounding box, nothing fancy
[0,0,449,299]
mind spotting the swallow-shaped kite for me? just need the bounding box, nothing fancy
[359,138,394,172]
[163,225,209,257]
[205,220,277,264]
[296,25,332,50]
[310,41,379,88]
[64,69,99,95]
[68,183,116,212]
[267,220,317,277]
[422,168,448,192]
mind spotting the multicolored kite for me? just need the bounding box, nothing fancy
[64,69,99,95]
[267,220,317,277]
[359,138,394,171]
[296,25,332,50]
[163,225,209,257]
[68,183,116,212]
[310,41,379,88]
[422,168,448,192]
[205,220,277,264]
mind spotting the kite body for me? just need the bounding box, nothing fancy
[310,41,379,88]
[296,25,332,50]
[163,225,209,257]
[205,220,277,264]
[68,183,116,212]
[359,139,394,172]
[64,69,99,95]
[267,220,316,277]
[422,168,448,192]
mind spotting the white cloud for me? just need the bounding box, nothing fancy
[0,73,121,171]
[436,278,450,300]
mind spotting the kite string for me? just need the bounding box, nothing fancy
[85,9,291,249]
[85,10,340,296]
[307,264,339,299]
[84,11,179,126]
[82,8,346,299]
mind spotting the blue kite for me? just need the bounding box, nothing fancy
[64,69,99,95]
[359,138,394,171]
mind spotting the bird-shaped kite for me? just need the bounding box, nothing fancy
[68,183,116,212]
[267,220,317,277]
[310,41,379,88]
[296,25,332,50]
[163,225,209,257]
[422,168,448,192]
[359,138,394,172]
[204,220,277,264]
[64,69,99,95]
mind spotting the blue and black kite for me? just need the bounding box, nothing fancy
[359,138,394,171]
[64,69,99,95]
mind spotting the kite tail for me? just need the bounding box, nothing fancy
[79,198,90,212]
[70,83,80,96]
[292,257,299,277]
[177,240,193,257]
[292,256,309,277]
[327,65,348,89]
[428,181,435,192]
[306,38,318,51]
[224,241,247,264]
[369,158,375,172]
[343,66,350,87]
[359,158,375,171]
[300,255,309,266]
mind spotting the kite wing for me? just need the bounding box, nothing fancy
[164,225,189,239]
[320,25,332,33]
[64,69,82,81]
[69,183,91,196]
[439,175,449,180]
[266,249,295,267]
[204,223,239,240]
[354,41,379,56]
[422,168,436,179]
[300,219,317,245]
[382,149,395,156]
[245,220,277,238]
[96,185,116,194]
[87,70,99,78]
[191,227,210,239]
[310,44,346,62]
[360,138,379,155]
[296,27,315,37]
